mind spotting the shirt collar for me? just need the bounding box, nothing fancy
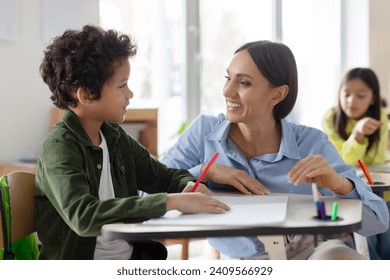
[61,109,121,148]
[204,114,231,141]
[204,114,301,161]
[278,119,301,160]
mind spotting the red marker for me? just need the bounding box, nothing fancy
[358,159,374,185]
[190,152,219,192]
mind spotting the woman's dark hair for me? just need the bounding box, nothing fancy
[235,40,298,120]
[334,67,381,153]
[40,25,137,109]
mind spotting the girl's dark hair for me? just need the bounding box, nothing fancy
[334,67,381,153]
[40,25,137,109]
[235,40,298,120]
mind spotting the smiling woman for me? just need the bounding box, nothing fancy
[161,40,389,260]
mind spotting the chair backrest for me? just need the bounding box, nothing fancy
[0,171,36,248]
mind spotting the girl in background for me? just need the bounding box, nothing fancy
[322,67,390,259]
[322,67,388,167]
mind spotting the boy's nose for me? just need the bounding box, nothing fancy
[127,88,134,99]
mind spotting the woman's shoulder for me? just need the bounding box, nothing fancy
[189,113,226,129]
[283,120,327,141]
[178,113,229,140]
[194,113,225,122]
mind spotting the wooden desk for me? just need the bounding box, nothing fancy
[101,193,362,241]
[367,172,390,198]
[365,162,390,173]
[356,165,390,198]
[50,107,158,157]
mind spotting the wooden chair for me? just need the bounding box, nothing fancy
[0,172,195,260]
[0,172,37,250]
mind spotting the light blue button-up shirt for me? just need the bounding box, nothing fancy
[161,114,389,258]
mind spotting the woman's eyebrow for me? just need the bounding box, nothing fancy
[226,69,254,79]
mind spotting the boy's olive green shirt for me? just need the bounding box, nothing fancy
[35,110,196,259]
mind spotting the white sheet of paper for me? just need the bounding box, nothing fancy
[145,196,288,226]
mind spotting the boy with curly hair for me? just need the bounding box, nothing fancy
[36,25,229,260]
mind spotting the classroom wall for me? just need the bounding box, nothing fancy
[0,0,390,163]
[0,0,99,163]
[369,0,390,104]
[341,0,369,70]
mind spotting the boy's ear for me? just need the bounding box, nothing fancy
[75,87,93,105]
[271,85,289,106]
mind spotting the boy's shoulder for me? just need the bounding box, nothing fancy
[42,121,81,147]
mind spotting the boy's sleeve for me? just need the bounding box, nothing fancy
[37,138,169,237]
[123,131,197,195]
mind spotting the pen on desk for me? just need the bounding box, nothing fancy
[311,181,321,218]
[190,151,219,192]
[311,181,319,202]
[331,202,338,221]
[357,159,374,185]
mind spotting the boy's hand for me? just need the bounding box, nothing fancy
[166,193,230,214]
[182,181,211,195]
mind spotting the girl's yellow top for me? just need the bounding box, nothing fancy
[322,107,389,200]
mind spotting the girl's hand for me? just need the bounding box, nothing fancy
[288,154,354,194]
[204,164,270,195]
[166,193,230,214]
[352,117,383,143]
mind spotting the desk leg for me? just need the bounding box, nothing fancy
[353,232,370,259]
[258,235,287,260]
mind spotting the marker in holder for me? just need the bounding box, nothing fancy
[312,201,342,221]
[312,215,343,221]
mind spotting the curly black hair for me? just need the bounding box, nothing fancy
[40,25,137,109]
